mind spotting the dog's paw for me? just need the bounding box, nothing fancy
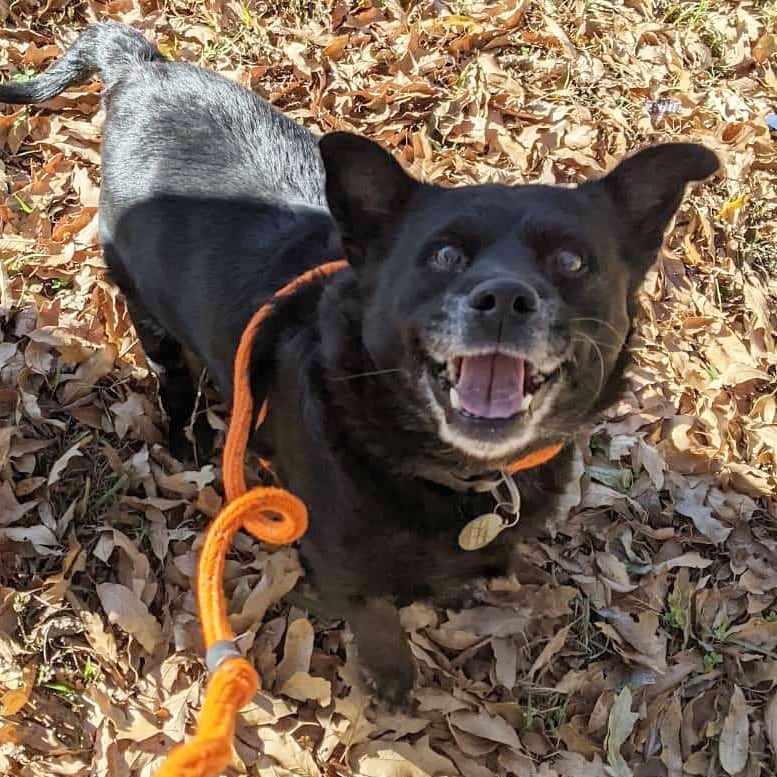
[349,597,417,713]
[433,581,486,611]
[363,657,416,714]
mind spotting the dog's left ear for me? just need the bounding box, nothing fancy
[588,143,719,272]
[319,132,421,266]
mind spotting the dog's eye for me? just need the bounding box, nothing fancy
[555,250,586,276]
[430,244,468,272]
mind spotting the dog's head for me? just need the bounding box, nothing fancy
[319,133,718,470]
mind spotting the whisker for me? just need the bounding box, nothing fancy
[570,317,624,342]
[569,336,621,353]
[573,332,606,397]
[331,367,407,382]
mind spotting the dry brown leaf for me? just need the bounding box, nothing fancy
[719,685,749,775]
[606,686,638,777]
[110,392,162,442]
[449,710,521,751]
[275,616,315,689]
[659,695,683,776]
[59,345,116,403]
[80,610,120,664]
[47,436,88,485]
[492,637,517,689]
[0,665,36,715]
[352,737,457,777]
[528,624,571,680]
[0,525,58,554]
[280,671,332,707]
[765,691,777,760]
[753,33,777,62]
[96,582,162,654]
[155,465,215,497]
[92,720,131,777]
[260,727,323,777]
[0,481,37,525]
[557,718,600,759]
[598,608,667,672]
[674,496,732,544]
[230,549,303,632]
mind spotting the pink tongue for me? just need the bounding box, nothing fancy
[456,354,525,419]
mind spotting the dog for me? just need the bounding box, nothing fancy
[1,22,718,707]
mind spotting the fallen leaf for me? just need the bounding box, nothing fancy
[718,192,749,220]
[492,637,517,689]
[765,691,777,760]
[0,482,37,525]
[276,617,314,689]
[753,33,777,63]
[59,345,116,403]
[109,392,162,443]
[606,686,639,777]
[0,665,36,715]
[280,671,332,707]
[528,624,571,680]
[719,685,748,775]
[674,497,732,544]
[80,610,120,664]
[0,525,58,555]
[47,437,88,485]
[96,582,162,654]
[449,710,522,750]
[352,737,457,777]
[659,695,683,776]
[598,608,667,672]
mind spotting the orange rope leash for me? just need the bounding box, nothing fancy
[154,257,562,777]
[155,260,347,777]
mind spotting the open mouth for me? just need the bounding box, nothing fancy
[428,351,562,421]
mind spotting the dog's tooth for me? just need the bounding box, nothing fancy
[450,386,461,410]
[523,393,534,410]
[447,360,457,384]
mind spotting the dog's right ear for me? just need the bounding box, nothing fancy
[319,132,420,266]
[589,143,719,274]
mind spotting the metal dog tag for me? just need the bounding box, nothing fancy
[458,513,508,551]
[458,471,522,551]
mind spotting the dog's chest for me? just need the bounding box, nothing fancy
[300,472,515,601]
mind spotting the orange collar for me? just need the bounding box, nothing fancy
[504,442,564,474]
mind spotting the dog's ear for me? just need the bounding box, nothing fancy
[319,132,420,265]
[589,143,719,272]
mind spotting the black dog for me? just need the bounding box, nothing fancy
[1,23,718,706]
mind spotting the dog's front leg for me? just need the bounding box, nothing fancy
[346,595,416,711]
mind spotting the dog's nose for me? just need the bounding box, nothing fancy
[467,278,539,317]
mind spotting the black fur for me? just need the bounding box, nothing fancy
[1,23,719,707]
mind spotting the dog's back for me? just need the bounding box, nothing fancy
[1,23,337,394]
[100,59,327,218]
[0,23,327,214]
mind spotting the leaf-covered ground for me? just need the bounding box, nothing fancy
[1,1,776,775]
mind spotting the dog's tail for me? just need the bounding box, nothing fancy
[0,22,162,104]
